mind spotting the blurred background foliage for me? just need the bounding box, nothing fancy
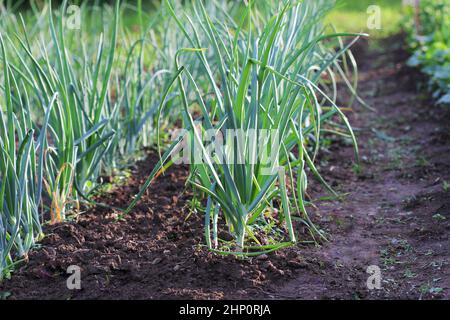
[325,0,402,36]
[3,0,404,36]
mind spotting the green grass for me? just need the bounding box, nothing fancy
[325,0,403,36]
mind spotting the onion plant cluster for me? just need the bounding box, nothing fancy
[0,0,179,279]
[126,0,363,255]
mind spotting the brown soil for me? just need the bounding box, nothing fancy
[1,36,449,300]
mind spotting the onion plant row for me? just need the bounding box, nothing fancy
[1,0,363,278]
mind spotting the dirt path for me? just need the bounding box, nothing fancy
[267,36,450,299]
[1,36,449,300]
